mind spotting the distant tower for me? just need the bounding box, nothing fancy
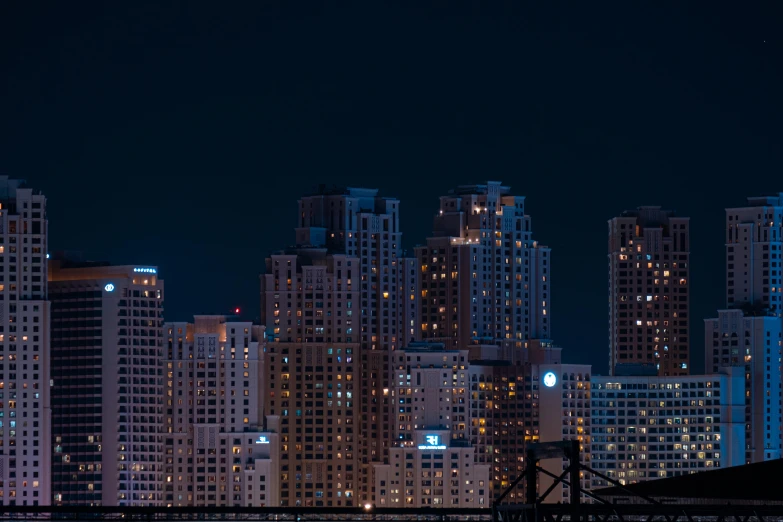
[725,194,783,313]
[415,181,551,362]
[261,186,415,505]
[705,309,782,464]
[608,206,690,376]
[0,176,51,506]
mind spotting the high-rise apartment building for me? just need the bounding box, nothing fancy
[608,207,690,376]
[163,316,279,507]
[415,182,550,362]
[468,360,529,502]
[49,260,164,506]
[268,186,414,503]
[591,368,746,487]
[374,343,489,507]
[725,194,783,312]
[705,309,782,463]
[0,177,50,506]
[261,248,361,506]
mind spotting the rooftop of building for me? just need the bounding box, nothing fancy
[302,184,399,200]
[468,359,513,367]
[611,363,659,377]
[400,342,463,353]
[592,459,783,503]
[448,181,510,196]
[742,193,783,207]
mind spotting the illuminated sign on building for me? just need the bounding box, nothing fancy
[418,434,447,450]
[543,371,557,388]
[133,268,157,274]
[255,436,269,444]
[104,283,115,292]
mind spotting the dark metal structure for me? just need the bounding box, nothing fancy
[491,440,783,522]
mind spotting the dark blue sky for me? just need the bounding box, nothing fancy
[2,2,781,373]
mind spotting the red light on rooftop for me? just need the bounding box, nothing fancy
[234,308,240,314]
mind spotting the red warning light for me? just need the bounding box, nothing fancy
[235,308,240,314]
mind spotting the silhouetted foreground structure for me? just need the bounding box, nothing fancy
[592,458,783,505]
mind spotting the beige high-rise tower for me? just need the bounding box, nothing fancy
[415,182,551,362]
[608,206,690,376]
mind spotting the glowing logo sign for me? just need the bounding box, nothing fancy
[255,436,269,444]
[418,434,446,450]
[133,268,157,274]
[104,283,115,292]
[543,371,557,388]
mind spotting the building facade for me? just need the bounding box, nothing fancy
[725,195,783,313]
[294,186,413,502]
[415,182,551,362]
[164,316,279,506]
[468,360,530,503]
[705,309,782,463]
[261,248,362,506]
[374,344,489,507]
[0,177,50,506]
[49,261,164,505]
[608,207,690,376]
[591,368,745,488]
[530,361,592,503]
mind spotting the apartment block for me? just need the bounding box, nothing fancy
[261,248,361,506]
[608,207,690,376]
[374,343,489,507]
[0,177,50,506]
[725,195,783,312]
[49,260,164,506]
[294,186,413,501]
[590,368,745,487]
[416,182,550,362]
[705,309,782,463]
[468,360,530,503]
[163,316,278,506]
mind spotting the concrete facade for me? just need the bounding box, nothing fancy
[374,344,489,507]
[725,195,783,312]
[591,368,745,487]
[705,309,782,463]
[164,316,278,506]
[415,181,551,362]
[608,207,690,376]
[0,177,50,506]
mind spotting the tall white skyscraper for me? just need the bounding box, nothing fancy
[415,181,551,362]
[0,176,50,506]
[725,194,783,313]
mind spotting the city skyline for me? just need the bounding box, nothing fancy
[15,179,783,375]
[0,174,778,507]
[15,180,779,375]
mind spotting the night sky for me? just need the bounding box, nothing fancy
[2,2,781,374]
